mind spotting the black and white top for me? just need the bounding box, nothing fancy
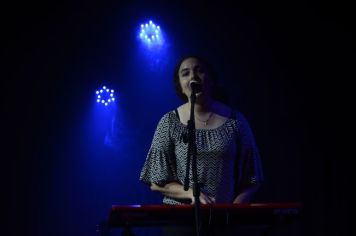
[139,110,263,205]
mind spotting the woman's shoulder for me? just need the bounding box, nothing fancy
[214,101,250,123]
[213,101,236,119]
[159,110,176,120]
[156,109,180,125]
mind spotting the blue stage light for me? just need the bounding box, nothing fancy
[138,20,164,47]
[96,85,115,106]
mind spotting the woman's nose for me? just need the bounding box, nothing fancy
[190,72,200,81]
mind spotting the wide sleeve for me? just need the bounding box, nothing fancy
[235,112,264,191]
[139,113,177,186]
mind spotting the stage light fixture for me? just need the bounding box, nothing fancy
[95,85,115,106]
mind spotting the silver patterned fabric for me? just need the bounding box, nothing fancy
[139,110,263,205]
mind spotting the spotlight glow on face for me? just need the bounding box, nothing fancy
[138,20,164,47]
[96,86,115,106]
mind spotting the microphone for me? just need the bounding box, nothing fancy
[189,81,202,94]
[181,132,188,143]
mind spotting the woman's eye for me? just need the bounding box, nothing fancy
[198,68,206,74]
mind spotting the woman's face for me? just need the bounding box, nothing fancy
[178,57,213,101]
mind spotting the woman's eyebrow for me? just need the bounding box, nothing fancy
[180,68,190,74]
[180,65,202,74]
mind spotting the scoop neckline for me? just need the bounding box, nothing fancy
[170,110,232,132]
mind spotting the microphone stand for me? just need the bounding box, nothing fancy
[184,89,202,236]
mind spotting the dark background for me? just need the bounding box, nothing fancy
[3,1,352,235]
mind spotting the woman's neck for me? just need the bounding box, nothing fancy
[188,98,214,113]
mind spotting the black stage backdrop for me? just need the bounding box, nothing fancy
[3,1,352,236]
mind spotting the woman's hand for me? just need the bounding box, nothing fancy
[191,191,215,205]
[233,184,260,204]
[150,182,215,204]
[150,182,192,200]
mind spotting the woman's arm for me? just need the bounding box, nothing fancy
[150,182,215,204]
[150,182,192,199]
[234,112,263,204]
[233,184,260,204]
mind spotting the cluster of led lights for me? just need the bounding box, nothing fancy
[96,86,115,106]
[139,20,162,45]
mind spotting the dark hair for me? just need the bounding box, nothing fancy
[173,55,228,103]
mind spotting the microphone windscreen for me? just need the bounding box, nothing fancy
[190,81,202,93]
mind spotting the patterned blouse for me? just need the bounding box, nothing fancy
[139,110,263,205]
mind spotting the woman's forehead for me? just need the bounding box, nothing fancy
[179,58,204,70]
